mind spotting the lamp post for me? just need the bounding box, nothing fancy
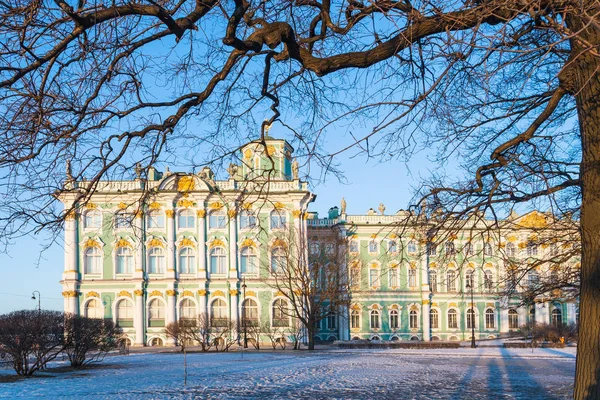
[242,278,247,349]
[31,290,41,311]
[466,281,476,348]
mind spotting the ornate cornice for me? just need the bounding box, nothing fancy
[118,290,132,299]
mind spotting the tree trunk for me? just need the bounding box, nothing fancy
[570,11,600,400]
[307,324,315,350]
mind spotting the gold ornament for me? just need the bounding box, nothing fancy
[182,290,194,298]
[245,290,256,297]
[197,210,206,218]
[134,290,144,296]
[85,203,98,209]
[115,238,132,248]
[229,289,239,296]
[166,289,177,296]
[209,202,224,210]
[273,202,285,210]
[177,176,195,192]
[179,237,196,248]
[291,209,302,218]
[118,290,132,299]
[165,210,175,218]
[118,202,128,210]
[197,289,207,296]
[517,211,548,228]
[86,291,100,298]
[211,290,225,298]
[177,199,195,208]
[210,239,225,248]
[84,238,102,249]
[241,238,256,248]
[148,202,162,210]
[62,290,79,298]
[149,290,163,297]
[148,238,165,249]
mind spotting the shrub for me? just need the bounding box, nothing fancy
[63,314,122,368]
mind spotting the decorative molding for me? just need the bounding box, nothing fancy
[65,211,76,221]
[118,290,132,299]
[62,290,79,298]
[272,238,287,248]
[166,289,177,297]
[178,176,195,192]
[209,202,224,210]
[86,291,100,298]
[165,210,175,218]
[240,238,256,248]
[227,209,237,219]
[370,234,377,239]
[85,203,98,209]
[486,302,495,308]
[410,305,419,311]
[229,289,239,296]
[244,290,257,298]
[148,202,162,210]
[389,304,398,310]
[134,290,144,297]
[274,290,286,297]
[267,145,276,155]
[118,202,128,210]
[179,237,196,248]
[291,209,302,218]
[209,238,225,248]
[182,290,194,298]
[177,199,195,208]
[517,211,548,228]
[115,238,132,248]
[148,238,165,249]
[197,210,206,218]
[197,289,207,296]
[243,149,253,160]
[421,300,430,305]
[507,235,518,242]
[448,302,458,308]
[149,290,163,297]
[273,202,286,210]
[134,210,143,218]
[84,238,102,249]
[242,202,253,210]
[211,290,225,298]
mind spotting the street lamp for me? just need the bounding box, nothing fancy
[466,281,476,348]
[31,290,41,311]
[242,278,247,349]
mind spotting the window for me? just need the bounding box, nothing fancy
[369,268,380,288]
[178,209,196,229]
[447,270,456,292]
[368,241,378,253]
[210,299,227,326]
[370,309,380,329]
[528,270,540,288]
[325,243,334,255]
[351,309,360,329]
[465,270,474,290]
[240,247,257,274]
[484,243,493,256]
[349,240,359,253]
[485,309,495,329]
[463,242,473,256]
[116,246,133,274]
[426,243,437,256]
[148,299,165,327]
[114,212,133,229]
[351,267,361,287]
[389,310,399,330]
[408,268,417,288]
[84,211,102,229]
[527,242,538,257]
[429,270,437,292]
[467,308,476,329]
[210,247,227,274]
[272,299,289,327]
[147,211,164,229]
[409,310,418,329]
[270,210,287,229]
[310,242,320,255]
[389,268,399,288]
[179,247,195,274]
[448,309,458,329]
[552,308,562,327]
[484,271,493,290]
[430,309,439,329]
[388,240,398,253]
[271,247,286,273]
[148,247,165,274]
[530,306,536,325]
[84,247,102,274]
[407,240,417,254]
[180,298,196,319]
[242,299,259,326]
[326,314,337,330]
[85,299,103,319]
[116,299,133,327]
[239,211,256,229]
[506,242,516,257]
[445,241,455,255]
[209,210,227,229]
[508,309,519,329]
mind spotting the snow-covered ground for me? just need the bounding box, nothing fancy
[0,347,576,399]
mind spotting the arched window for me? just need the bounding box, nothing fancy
[85,299,103,319]
[485,309,495,329]
[527,242,538,257]
[409,310,418,329]
[178,247,195,274]
[389,267,400,288]
[407,241,417,254]
[388,240,398,253]
[242,299,259,326]
[426,243,437,256]
[465,270,474,290]
[466,308,476,329]
[309,242,320,255]
[209,210,227,229]
[84,211,102,229]
[429,270,437,292]
[326,313,337,330]
[430,309,439,329]
[389,310,399,330]
[508,309,519,329]
[484,243,493,256]
[408,268,417,288]
[180,298,196,320]
[484,271,493,290]
[552,308,562,327]
[178,209,195,229]
[351,267,361,287]
[448,309,458,329]
[116,299,133,327]
[447,270,456,292]
[147,210,164,229]
[370,309,380,329]
[148,247,165,274]
[368,240,378,253]
[506,242,516,257]
[271,247,286,273]
[528,270,540,288]
[116,246,133,274]
[349,240,359,253]
[240,247,257,274]
[445,241,455,255]
[210,299,227,326]
[351,309,360,329]
[210,247,226,274]
[84,247,102,274]
[148,299,165,327]
[369,268,380,288]
[463,242,473,256]
[239,211,256,229]
[270,210,287,229]
[114,212,133,229]
[272,298,289,327]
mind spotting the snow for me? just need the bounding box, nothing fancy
[0,347,576,399]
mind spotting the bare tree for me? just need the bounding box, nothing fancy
[64,314,122,368]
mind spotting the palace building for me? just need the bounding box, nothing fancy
[59,136,579,346]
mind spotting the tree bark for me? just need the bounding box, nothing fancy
[570,11,600,400]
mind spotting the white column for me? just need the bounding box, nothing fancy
[134,213,144,279]
[422,301,430,341]
[197,210,207,279]
[64,215,78,272]
[63,292,71,313]
[229,290,238,328]
[500,309,509,333]
[198,290,207,317]
[518,306,527,326]
[166,210,176,278]
[535,302,547,325]
[166,291,176,345]
[69,293,79,316]
[228,210,238,280]
[134,290,144,346]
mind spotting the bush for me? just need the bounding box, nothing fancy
[63,314,122,368]
[0,310,64,376]
[519,323,578,344]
